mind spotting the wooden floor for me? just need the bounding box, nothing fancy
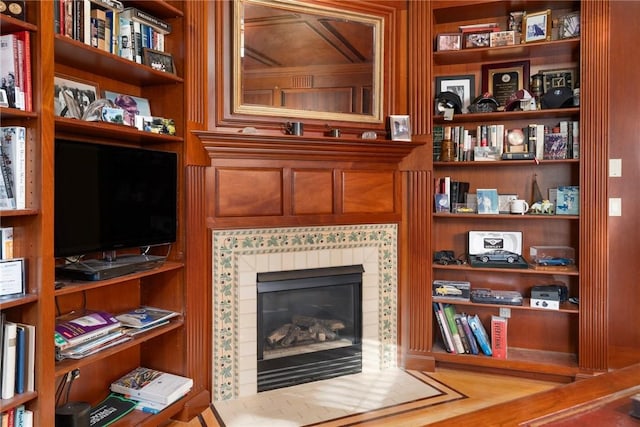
[168,368,562,426]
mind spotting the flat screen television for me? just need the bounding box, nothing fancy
[54,139,178,259]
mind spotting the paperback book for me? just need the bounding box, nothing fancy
[55,310,121,350]
[115,306,179,329]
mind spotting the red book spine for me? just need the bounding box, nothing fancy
[491,315,508,359]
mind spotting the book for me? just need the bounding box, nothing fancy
[118,16,134,61]
[54,310,121,350]
[56,329,130,360]
[133,392,188,414]
[467,314,492,356]
[90,7,107,50]
[15,322,35,392]
[89,393,137,426]
[454,314,471,354]
[442,304,465,354]
[110,367,193,405]
[23,410,33,427]
[13,405,25,427]
[115,306,179,329]
[14,324,25,393]
[119,7,172,35]
[0,34,20,109]
[544,132,568,160]
[0,126,27,209]
[459,313,479,355]
[1,321,17,399]
[491,315,508,359]
[0,227,13,258]
[433,303,455,353]
[501,152,536,160]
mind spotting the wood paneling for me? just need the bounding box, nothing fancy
[215,168,284,217]
[342,170,396,213]
[292,169,334,215]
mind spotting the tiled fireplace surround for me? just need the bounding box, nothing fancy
[211,224,398,401]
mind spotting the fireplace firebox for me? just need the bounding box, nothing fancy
[257,265,363,392]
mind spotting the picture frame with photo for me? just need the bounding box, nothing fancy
[389,115,411,141]
[435,75,475,114]
[436,33,462,51]
[463,31,491,49]
[559,12,580,39]
[476,189,499,214]
[540,68,577,92]
[103,90,152,127]
[54,74,99,119]
[143,48,176,75]
[523,9,552,43]
[498,194,518,213]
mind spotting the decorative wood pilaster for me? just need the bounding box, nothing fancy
[408,0,432,140]
[579,0,609,372]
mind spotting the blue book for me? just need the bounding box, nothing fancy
[14,325,25,394]
[467,314,492,356]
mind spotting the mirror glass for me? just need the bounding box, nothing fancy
[234,0,383,123]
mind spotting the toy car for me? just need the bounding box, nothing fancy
[433,250,463,265]
[537,257,574,266]
[435,285,463,296]
[478,250,519,264]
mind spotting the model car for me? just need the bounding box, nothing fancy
[433,250,462,265]
[537,257,574,266]
[435,285,463,296]
[478,250,519,264]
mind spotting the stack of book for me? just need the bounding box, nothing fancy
[1,313,35,400]
[55,310,130,360]
[432,302,495,357]
[0,31,32,111]
[110,367,193,414]
[116,306,180,336]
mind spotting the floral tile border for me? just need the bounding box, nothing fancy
[211,224,398,401]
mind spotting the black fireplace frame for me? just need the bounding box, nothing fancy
[256,265,364,392]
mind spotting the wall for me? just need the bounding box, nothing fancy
[608,1,640,368]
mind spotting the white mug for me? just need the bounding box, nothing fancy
[510,199,529,214]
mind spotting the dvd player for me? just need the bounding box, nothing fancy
[56,255,166,281]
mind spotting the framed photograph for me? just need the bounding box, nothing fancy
[476,189,499,214]
[435,75,475,114]
[498,194,518,213]
[463,31,491,49]
[143,48,176,75]
[389,115,411,141]
[481,61,530,108]
[0,89,7,108]
[540,68,577,92]
[103,91,152,126]
[436,33,462,51]
[523,9,551,43]
[54,74,99,119]
[490,31,516,47]
[560,12,580,39]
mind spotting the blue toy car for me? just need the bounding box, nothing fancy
[478,250,519,264]
[537,257,574,266]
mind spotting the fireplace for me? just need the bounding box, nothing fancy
[211,224,398,401]
[257,265,363,391]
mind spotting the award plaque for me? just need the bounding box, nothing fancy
[482,61,530,108]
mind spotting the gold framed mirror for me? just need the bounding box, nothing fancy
[233,0,384,124]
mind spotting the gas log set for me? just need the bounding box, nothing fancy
[266,314,346,347]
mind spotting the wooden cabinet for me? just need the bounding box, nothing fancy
[403,0,596,381]
[1,2,192,425]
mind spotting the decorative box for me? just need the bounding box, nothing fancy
[468,231,522,256]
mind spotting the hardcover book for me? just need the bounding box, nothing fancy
[491,315,508,359]
[467,314,492,356]
[0,126,27,209]
[433,303,455,353]
[110,367,193,405]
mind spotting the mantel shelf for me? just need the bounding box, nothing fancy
[195,131,419,163]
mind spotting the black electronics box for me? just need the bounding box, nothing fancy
[530,284,568,302]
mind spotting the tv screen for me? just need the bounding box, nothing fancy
[54,139,177,258]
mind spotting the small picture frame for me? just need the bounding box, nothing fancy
[435,75,475,114]
[540,68,577,92]
[143,48,176,75]
[389,115,411,141]
[490,31,516,47]
[476,189,499,214]
[436,33,462,51]
[103,91,152,127]
[0,258,25,298]
[560,12,580,39]
[463,31,491,49]
[54,74,100,119]
[498,194,518,213]
[0,89,8,108]
[523,9,552,43]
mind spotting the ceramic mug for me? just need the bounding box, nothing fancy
[510,199,529,215]
[285,121,304,136]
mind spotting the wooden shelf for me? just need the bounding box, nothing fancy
[433,107,580,124]
[433,263,579,276]
[433,297,579,313]
[54,318,184,376]
[54,36,184,86]
[0,391,38,412]
[433,212,579,219]
[0,107,38,119]
[0,293,38,310]
[0,14,37,34]
[54,117,183,145]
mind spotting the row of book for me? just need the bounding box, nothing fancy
[0,405,33,427]
[433,121,579,162]
[0,127,27,210]
[1,313,35,400]
[0,31,32,111]
[433,302,508,359]
[55,306,179,361]
[54,0,172,64]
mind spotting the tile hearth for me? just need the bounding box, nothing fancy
[211,224,398,401]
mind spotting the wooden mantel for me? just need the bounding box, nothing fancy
[193,131,419,163]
